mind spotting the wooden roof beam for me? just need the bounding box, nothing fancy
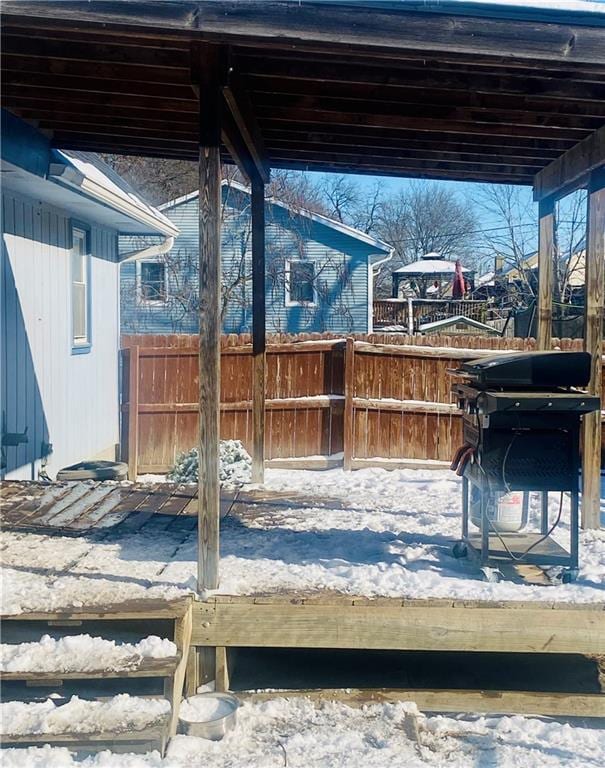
[260,106,591,142]
[223,71,270,184]
[533,125,605,201]
[241,71,605,114]
[2,1,604,66]
[190,43,269,183]
[238,55,605,99]
[253,92,603,133]
[273,158,533,185]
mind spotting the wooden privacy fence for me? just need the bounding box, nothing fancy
[121,334,344,476]
[121,333,595,477]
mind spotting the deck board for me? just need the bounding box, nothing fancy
[194,596,605,655]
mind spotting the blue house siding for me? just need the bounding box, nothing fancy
[1,188,120,480]
[121,185,387,335]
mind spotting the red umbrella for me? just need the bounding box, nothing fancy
[452,259,465,299]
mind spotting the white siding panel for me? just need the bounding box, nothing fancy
[1,189,120,480]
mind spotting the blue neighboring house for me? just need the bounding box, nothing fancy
[120,180,392,335]
[1,110,178,480]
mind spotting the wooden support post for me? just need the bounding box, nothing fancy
[195,645,216,690]
[127,345,139,481]
[215,646,230,692]
[166,603,193,736]
[582,171,605,530]
[407,297,414,336]
[537,198,555,350]
[198,44,223,592]
[343,337,355,471]
[185,647,199,697]
[251,174,266,484]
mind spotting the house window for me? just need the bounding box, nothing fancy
[286,260,315,306]
[71,226,91,352]
[139,261,167,302]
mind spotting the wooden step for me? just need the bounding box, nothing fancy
[2,721,169,755]
[1,697,171,755]
[1,654,181,682]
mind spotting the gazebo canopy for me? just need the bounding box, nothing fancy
[2,0,604,187]
[394,254,472,276]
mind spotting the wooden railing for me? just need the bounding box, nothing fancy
[373,299,489,329]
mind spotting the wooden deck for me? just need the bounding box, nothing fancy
[2,480,605,720]
[0,479,317,535]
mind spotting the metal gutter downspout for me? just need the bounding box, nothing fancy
[119,236,174,263]
[369,248,395,333]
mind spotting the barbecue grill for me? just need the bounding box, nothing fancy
[450,351,599,583]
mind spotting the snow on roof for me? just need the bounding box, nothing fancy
[56,150,178,237]
[161,179,393,258]
[334,0,605,17]
[418,315,499,333]
[463,0,604,12]
[394,257,471,274]
[475,271,495,287]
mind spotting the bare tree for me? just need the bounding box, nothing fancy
[475,185,537,303]
[266,169,327,215]
[350,180,384,235]
[373,181,478,297]
[555,189,587,304]
[476,185,587,309]
[320,174,361,223]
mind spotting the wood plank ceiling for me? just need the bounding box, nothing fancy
[2,0,605,185]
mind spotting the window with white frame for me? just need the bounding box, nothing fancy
[286,260,315,306]
[71,226,91,350]
[139,261,167,303]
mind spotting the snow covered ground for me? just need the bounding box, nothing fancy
[3,697,605,768]
[3,467,605,614]
[3,467,605,765]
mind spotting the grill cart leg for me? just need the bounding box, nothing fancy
[452,476,470,559]
[569,488,580,575]
[522,491,530,528]
[481,489,490,566]
[564,425,581,582]
[462,476,469,540]
[541,492,549,535]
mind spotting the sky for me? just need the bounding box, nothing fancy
[300,0,604,270]
[305,171,538,265]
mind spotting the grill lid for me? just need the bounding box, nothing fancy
[458,351,591,389]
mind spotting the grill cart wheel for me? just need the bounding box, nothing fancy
[56,460,128,481]
[480,567,502,583]
[452,541,468,559]
[562,569,579,584]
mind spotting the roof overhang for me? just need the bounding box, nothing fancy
[2,1,604,187]
[1,110,178,237]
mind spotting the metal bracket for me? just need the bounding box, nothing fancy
[1,427,28,446]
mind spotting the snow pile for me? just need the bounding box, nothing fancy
[1,694,170,737]
[1,635,177,674]
[168,440,252,486]
[180,695,235,722]
[4,697,605,767]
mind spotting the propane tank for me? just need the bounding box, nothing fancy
[470,487,525,533]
